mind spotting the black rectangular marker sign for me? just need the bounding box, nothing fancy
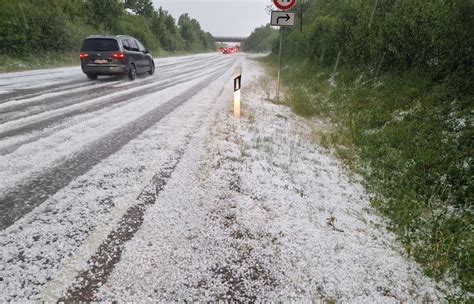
[234,75,241,92]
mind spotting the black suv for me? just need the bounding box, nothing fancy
[79,35,155,80]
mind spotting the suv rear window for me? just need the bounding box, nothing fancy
[81,39,119,52]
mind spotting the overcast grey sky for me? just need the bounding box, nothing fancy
[152,0,270,37]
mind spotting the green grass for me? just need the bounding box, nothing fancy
[261,56,473,299]
[0,52,79,73]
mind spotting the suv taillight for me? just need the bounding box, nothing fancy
[111,52,126,60]
[79,53,89,59]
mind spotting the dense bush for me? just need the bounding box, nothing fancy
[0,0,215,59]
[280,0,473,93]
[267,0,473,297]
[0,0,76,55]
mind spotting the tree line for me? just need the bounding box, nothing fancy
[241,25,278,53]
[0,0,216,56]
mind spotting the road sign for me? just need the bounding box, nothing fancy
[234,76,241,92]
[273,0,296,11]
[271,11,295,27]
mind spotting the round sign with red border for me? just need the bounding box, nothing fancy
[273,0,297,11]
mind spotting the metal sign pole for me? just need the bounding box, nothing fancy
[276,26,283,102]
[272,0,296,102]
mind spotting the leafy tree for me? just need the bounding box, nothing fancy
[86,0,123,31]
[115,13,160,51]
[124,0,154,17]
[178,14,197,50]
[177,13,213,51]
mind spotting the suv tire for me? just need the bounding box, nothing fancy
[128,64,137,80]
[148,60,155,76]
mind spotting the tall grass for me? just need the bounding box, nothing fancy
[262,56,473,299]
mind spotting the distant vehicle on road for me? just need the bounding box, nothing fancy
[222,46,240,55]
[219,45,240,54]
[79,35,155,80]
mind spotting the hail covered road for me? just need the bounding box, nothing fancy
[0,53,241,300]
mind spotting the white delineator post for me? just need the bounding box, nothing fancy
[233,66,242,118]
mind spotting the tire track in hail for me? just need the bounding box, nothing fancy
[0,80,93,105]
[156,54,216,72]
[0,64,223,156]
[0,59,232,155]
[155,53,215,69]
[0,56,229,118]
[0,70,64,80]
[0,61,232,140]
[0,60,219,126]
[0,54,216,104]
[61,141,189,301]
[60,73,229,301]
[0,78,89,105]
[0,63,231,230]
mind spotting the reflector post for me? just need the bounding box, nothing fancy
[233,66,242,118]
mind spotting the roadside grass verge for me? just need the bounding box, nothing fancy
[259,56,473,299]
[0,52,79,73]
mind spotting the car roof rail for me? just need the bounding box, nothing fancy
[85,35,117,39]
[116,35,134,39]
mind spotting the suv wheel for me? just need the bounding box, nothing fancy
[86,74,97,80]
[128,64,137,80]
[148,60,155,75]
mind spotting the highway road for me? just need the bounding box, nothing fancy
[0,53,241,300]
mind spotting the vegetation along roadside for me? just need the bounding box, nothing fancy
[0,0,216,72]
[245,0,473,300]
